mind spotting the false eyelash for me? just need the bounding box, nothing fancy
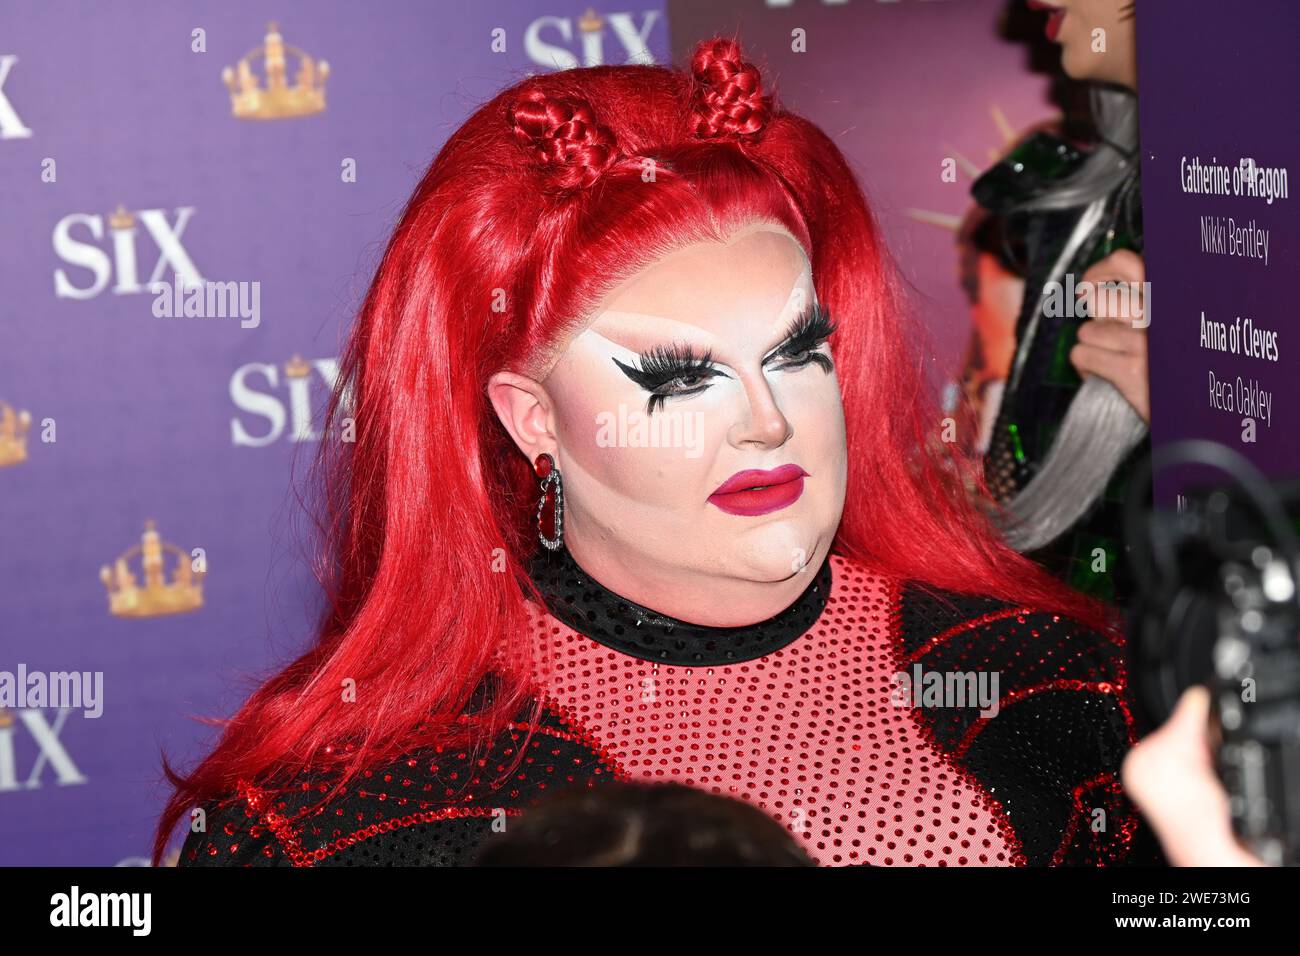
[611,344,724,415]
[765,302,838,371]
[609,303,838,416]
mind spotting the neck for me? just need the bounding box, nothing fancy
[562,530,833,628]
[525,539,834,666]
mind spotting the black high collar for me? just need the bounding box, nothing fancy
[525,544,833,666]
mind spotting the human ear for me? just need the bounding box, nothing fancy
[486,370,558,462]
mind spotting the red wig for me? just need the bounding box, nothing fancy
[153,38,1111,864]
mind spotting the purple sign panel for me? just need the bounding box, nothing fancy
[1138,0,1299,502]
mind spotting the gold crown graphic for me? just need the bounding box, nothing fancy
[108,204,135,230]
[578,6,604,32]
[283,354,311,378]
[0,401,31,468]
[100,520,205,618]
[222,22,328,121]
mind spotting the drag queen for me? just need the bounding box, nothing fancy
[158,38,1146,867]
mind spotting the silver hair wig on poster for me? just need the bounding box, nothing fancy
[998,85,1150,553]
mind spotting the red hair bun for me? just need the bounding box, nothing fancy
[509,90,622,191]
[689,37,772,141]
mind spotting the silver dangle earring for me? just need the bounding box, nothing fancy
[534,452,564,550]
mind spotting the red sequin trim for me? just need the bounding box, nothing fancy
[517,701,632,783]
[951,680,1123,759]
[885,577,1028,866]
[236,778,523,867]
[1050,771,1138,866]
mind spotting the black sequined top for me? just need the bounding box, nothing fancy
[179,546,1160,866]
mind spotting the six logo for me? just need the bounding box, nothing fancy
[523,9,660,68]
[0,709,87,793]
[230,356,343,447]
[0,55,32,139]
[53,206,203,300]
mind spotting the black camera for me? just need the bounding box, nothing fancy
[1127,441,1300,866]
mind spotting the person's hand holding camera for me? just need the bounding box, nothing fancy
[1122,686,1269,866]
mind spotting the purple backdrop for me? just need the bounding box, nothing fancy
[0,0,1058,865]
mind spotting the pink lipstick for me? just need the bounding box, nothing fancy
[708,464,809,517]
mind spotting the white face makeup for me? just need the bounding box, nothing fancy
[531,221,849,627]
